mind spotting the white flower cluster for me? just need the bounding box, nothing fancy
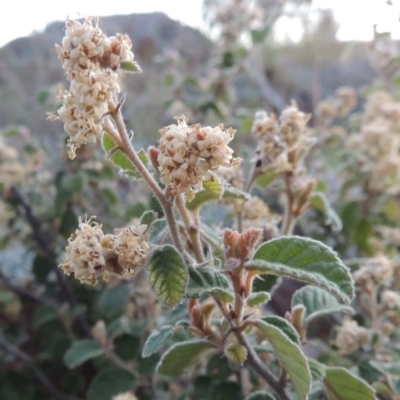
[157,115,241,200]
[334,318,369,355]
[48,17,135,159]
[60,217,149,286]
[251,102,311,174]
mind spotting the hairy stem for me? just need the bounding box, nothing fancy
[175,195,205,263]
[111,109,186,256]
[214,298,292,400]
[281,173,296,236]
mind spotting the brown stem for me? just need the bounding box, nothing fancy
[281,173,296,236]
[111,109,186,256]
[0,337,83,400]
[9,186,91,337]
[175,195,205,263]
[214,298,292,400]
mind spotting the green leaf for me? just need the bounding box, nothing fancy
[246,292,270,307]
[64,339,104,369]
[102,132,142,178]
[186,266,233,302]
[224,343,247,364]
[251,26,271,43]
[149,218,168,244]
[32,305,58,329]
[142,326,174,358]
[97,285,130,317]
[203,177,223,197]
[261,316,300,345]
[252,275,279,294]
[310,192,342,231]
[255,320,311,400]
[291,286,354,324]
[185,177,223,210]
[256,168,276,187]
[245,392,276,400]
[147,245,188,307]
[222,186,251,201]
[323,367,376,400]
[140,210,157,226]
[245,236,354,304]
[120,60,142,73]
[87,368,135,400]
[157,339,216,378]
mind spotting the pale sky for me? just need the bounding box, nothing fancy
[0,0,400,47]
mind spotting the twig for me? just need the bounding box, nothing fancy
[214,298,292,400]
[175,194,205,263]
[9,186,91,337]
[0,271,57,307]
[111,107,186,256]
[0,337,83,400]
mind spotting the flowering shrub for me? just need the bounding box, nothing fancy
[1,4,400,400]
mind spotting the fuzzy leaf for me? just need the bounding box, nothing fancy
[255,320,311,400]
[142,326,174,358]
[308,358,326,380]
[87,368,135,400]
[157,339,216,378]
[186,189,220,210]
[310,192,342,231]
[246,292,270,307]
[224,343,247,364]
[186,266,233,302]
[323,367,376,400]
[291,285,354,324]
[120,60,142,73]
[149,218,168,244]
[97,284,130,317]
[203,177,223,197]
[147,245,188,307]
[140,210,157,226]
[222,186,251,201]
[245,236,354,304]
[64,339,104,369]
[245,392,276,400]
[261,316,300,345]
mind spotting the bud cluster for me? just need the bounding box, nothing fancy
[60,217,149,285]
[251,102,311,174]
[48,17,134,159]
[157,115,241,200]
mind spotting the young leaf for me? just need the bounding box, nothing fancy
[64,339,104,369]
[224,343,247,364]
[222,186,251,201]
[310,192,342,231]
[246,291,270,307]
[186,189,220,210]
[291,286,354,324]
[87,368,135,400]
[203,177,223,197]
[245,236,354,304]
[102,132,142,178]
[186,266,233,302]
[245,392,276,400]
[323,367,376,400]
[142,326,174,358]
[140,210,157,226]
[120,60,142,73]
[157,339,216,378]
[147,245,188,307]
[261,316,300,345]
[255,319,311,400]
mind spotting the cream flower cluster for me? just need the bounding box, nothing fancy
[48,17,134,159]
[251,102,311,174]
[157,115,241,199]
[346,91,400,193]
[60,217,149,286]
[334,318,369,355]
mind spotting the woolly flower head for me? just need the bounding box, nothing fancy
[157,115,241,200]
[48,17,137,159]
[334,318,369,355]
[60,217,150,285]
[251,102,311,174]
